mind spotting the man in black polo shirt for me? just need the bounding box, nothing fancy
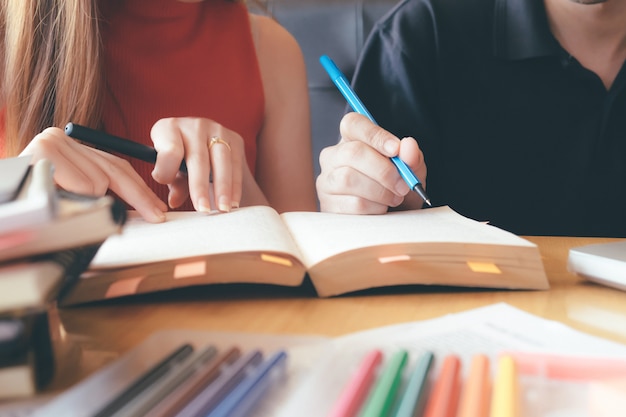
[316,0,626,237]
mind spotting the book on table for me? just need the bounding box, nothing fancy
[0,155,33,204]
[0,199,123,314]
[0,156,127,263]
[0,311,54,400]
[0,245,103,314]
[0,156,127,399]
[60,205,549,305]
[0,156,127,314]
[0,186,126,263]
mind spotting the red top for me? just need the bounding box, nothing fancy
[100,0,264,210]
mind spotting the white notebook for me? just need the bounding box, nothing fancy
[568,240,626,291]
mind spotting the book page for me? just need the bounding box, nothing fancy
[280,206,534,267]
[90,206,302,269]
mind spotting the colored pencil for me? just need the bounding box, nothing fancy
[113,346,218,417]
[174,349,264,417]
[457,354,491,417]
[392,351,434,417]
[92,343,194,417]
[327,349,383,417]
[360,350,408,417]
[422,355,461,417]
[489,356,520,417]
[143,347,241,417]
[206,350,288,417]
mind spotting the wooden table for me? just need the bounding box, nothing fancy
[45,236,626,392]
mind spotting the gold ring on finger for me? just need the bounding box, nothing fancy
[209,136,231,152]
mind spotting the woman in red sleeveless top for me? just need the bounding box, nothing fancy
[0,0,316,221]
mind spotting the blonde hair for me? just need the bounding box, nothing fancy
[1,0,103,156]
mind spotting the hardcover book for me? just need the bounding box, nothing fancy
[0,311,53,399]
[0,156,127,263]
[0,156,126,314]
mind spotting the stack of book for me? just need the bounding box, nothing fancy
[0,155,126,399]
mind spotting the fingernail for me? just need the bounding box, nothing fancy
[391,194,404,207]
[152,208,166,222]
[198,197,212,213]
[231,201,240,209]
[395,178,409,195]
[218,196,231,212]
[384,140,398,155]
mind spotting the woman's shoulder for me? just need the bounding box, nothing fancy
[248,14,303,62]
[248,13,306,102]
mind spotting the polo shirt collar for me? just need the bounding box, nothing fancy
[493,0,560,60]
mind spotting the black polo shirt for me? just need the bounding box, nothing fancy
[352,0,626,237]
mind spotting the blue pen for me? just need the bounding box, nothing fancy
[320,55,431,206]
[206,350,288,417]
[176,350,264,417]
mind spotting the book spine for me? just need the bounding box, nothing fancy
[0,310,54,396]
[56,189,128,225]
[47,244,103,303]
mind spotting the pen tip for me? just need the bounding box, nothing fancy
[412,186,432,207]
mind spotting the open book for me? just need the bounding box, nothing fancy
[60,206,548,304]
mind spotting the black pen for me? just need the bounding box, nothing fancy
[65,122,188,173]
[92,343,195,417]
[116,346,219,417]
[144,347,242,417]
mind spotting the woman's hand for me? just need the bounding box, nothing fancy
[150,117,248,213]
[20,127,168,223]
[316,112,428,214]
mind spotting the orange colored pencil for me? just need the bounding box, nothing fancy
[457,354,491,417]
[423,355,461,417]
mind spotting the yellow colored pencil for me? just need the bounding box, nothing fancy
[489,356,520,417]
